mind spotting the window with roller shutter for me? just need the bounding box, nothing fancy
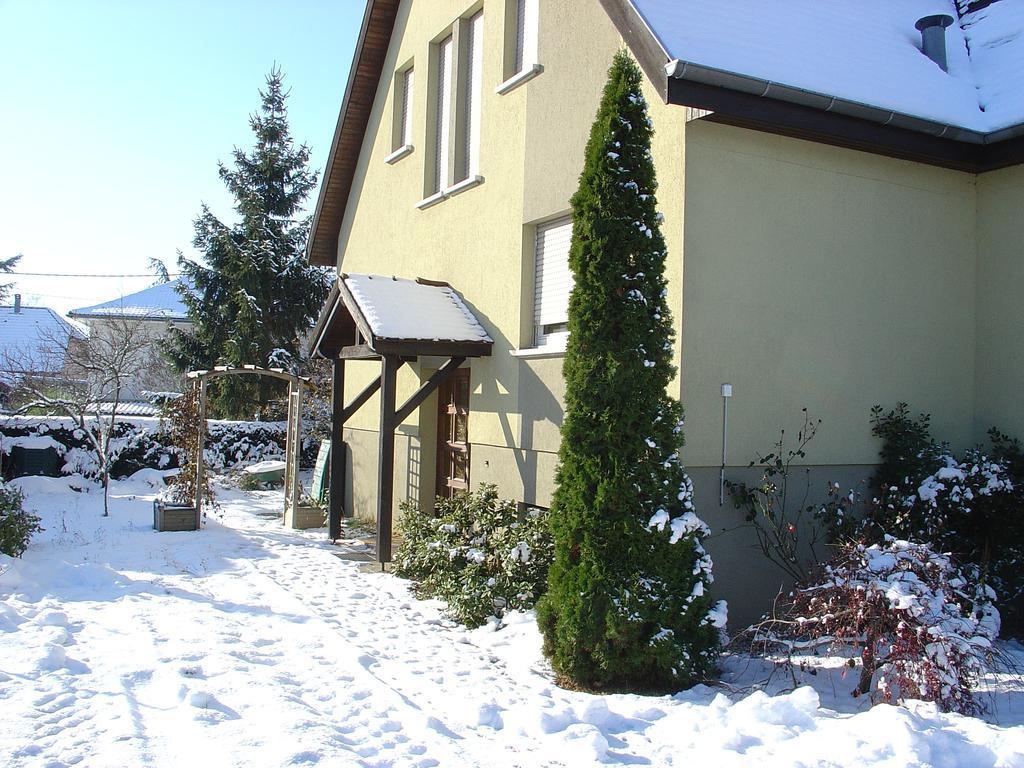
[433,35,453,194]
[534,216,574,348]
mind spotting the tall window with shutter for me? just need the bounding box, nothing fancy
[458,10,484,182]
[433,35,454,194]
[391,64,414,155]
[503,0,538,82]
[400,67,414,148]
[534,216,573,347]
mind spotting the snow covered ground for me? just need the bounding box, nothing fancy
[2,474,1024,767]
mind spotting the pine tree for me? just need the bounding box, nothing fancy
[536,51,721,692]
[0,254,22,303]
[167,67,331,418]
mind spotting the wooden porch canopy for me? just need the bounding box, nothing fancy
[308,274,492,562]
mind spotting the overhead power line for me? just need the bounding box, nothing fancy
[9,271,181,278]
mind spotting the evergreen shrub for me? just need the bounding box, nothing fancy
[535,50,721,692]
[0,482,39,557]
[394,485,552,628]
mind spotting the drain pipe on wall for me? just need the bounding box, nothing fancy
[719,383,732,505]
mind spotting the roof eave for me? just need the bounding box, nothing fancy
[306,0,401,269]
[666,75,1024,173]
[603,0,1024,173]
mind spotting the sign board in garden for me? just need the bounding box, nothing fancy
[311,439,330,505]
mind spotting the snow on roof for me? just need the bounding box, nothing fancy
[631,0,1024,135]
[0,305,82,377]
[343,274,492,344]
[69,278,191,322]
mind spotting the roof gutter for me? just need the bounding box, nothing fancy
[664,58,1024,147]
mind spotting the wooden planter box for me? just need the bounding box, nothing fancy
[153,499,199,532]
[287,504,326,530]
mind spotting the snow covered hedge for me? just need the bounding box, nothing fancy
[394,485,553,628]
[0,417,290,481]
[761,538,999,715]
[826,404,1024,636]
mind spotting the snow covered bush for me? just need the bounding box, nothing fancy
[0,416,289,480]
[783,538,998,715]
[0,480,39,557]
[394,485,552,629]
[824,404,1024,636]
[203,421,285,471]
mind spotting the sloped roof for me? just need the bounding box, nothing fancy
[307,0,400,267]
[309,275,493,359]
[0,305,83,378]
[306,0,1024,269]
[632,0,1024,138]
[68,279,191,322]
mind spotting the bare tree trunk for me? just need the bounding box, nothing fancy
[102,470,109,517]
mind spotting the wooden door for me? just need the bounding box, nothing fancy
[436,368,470,499]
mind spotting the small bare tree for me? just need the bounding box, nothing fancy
[4,316,175,516]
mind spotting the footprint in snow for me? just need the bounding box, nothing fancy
[357,653,377,670]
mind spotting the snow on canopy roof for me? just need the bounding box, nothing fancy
[344,274,492,344]
[69,278,191,322]
[630,0,1024,135]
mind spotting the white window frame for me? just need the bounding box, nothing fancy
[532,215,573,350]
[419,12,485,208]
[386,64,415,164]
[433,35,454,194]
[458,10,484,182]
[497,0,542,94]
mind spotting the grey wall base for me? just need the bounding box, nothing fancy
[690,464,875,631]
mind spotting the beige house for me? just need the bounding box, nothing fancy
[69,279,192,408]
[307,0,1024,622]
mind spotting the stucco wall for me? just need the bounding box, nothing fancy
[331,0,653,512]
[680,122,978,469]
[975,165,1024,443]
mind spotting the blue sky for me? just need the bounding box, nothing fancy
[0,0,363,316]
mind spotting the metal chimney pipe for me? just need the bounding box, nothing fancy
[916,14,955,72]
[13,294,21,314]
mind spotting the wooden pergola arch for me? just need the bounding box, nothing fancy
[308,275,493,563]
[186,365,311,527]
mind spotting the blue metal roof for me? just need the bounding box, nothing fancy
[69,278,192,322]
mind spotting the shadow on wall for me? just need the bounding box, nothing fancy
[456,296,564,506]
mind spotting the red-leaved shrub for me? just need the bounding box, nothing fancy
[788,538,998,714]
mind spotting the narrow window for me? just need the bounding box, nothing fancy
[459,10,484,182]
[390,64,414,158]
[434,35,454,193]
[534,216,573,347]
[504,0,538,81]
[514,0,527,73]
[400,67,414,148]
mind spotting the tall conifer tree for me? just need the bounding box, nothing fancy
[536,51,722,691]
[167,67,331,417]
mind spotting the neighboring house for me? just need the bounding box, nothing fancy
[68,279,192,410]
[0,295,84,399]
[306,0,1024,622]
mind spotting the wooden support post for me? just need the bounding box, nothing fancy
[329,358,346,540]
[395,356,466,424]
[195,378,207,527]
[376,354,399,563]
